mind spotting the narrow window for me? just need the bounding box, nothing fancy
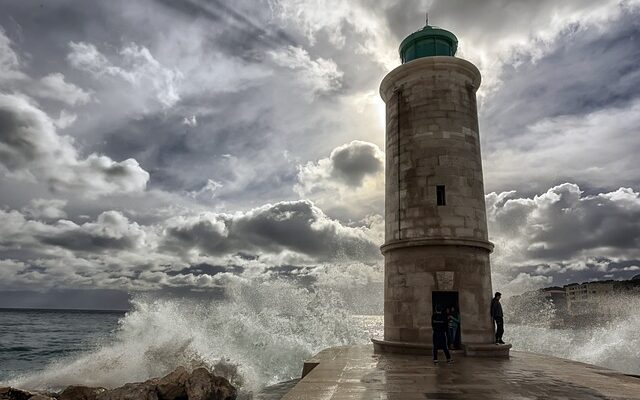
[436,185,446,206]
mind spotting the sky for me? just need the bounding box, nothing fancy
[1,0,640,309]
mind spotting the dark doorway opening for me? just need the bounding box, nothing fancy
[432,291,461,349]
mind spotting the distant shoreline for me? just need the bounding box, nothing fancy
[0,307,128,313]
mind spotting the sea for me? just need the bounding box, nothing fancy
[1,282,639,396]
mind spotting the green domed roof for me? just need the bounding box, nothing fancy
[399,25,458,63]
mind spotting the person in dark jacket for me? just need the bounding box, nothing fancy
[432,305,452,364]
[490,292,505,344]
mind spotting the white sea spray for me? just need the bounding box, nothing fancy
[7,274,375,393]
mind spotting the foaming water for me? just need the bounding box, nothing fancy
[4,277,639,394]
[506,293,640,375]
[5,277,371,393]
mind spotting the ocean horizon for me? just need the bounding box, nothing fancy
[2,293,639,395]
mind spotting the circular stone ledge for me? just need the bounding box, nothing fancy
[380,238,494,254]
[372,338,511,357]
[372,338,454,356]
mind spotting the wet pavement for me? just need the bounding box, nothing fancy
[282,345,640,399]
[255,379,300,400]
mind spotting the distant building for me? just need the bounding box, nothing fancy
[613,277,640,292]
[541,287,566,310]
[564,281,614,314]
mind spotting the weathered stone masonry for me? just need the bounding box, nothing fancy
[379,56,496,347]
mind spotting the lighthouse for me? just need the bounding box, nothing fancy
[372,21,510,356]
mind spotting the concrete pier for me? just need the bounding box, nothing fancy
[282,345,640,399]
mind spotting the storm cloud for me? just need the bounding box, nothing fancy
[0,92,149,196]
[488,184,640,293]
[295,141,385,220]
[163,199,380,262]
[0,0,639,306]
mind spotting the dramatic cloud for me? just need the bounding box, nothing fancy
[37,211,148,253]
[0,208,147,254]
[488,184,640,293]
[163,200,380,262]
[0,27,26,82]
[0,1,640,304]
[268,0,397,68]
[295,141,384,220]
[480,10,640,193]
[22,198,68,220]
[423,0,639,92]
[0,93,149,195]
[30,73,92,106]
[488,184,640,263]
[0,199,381,292]
[268,45,343,96]
[68,41,182,107]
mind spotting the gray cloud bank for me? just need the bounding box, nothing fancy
[0,182,638,299]
[489,184,640,294]
[1,0,640,306]
[0,198,381,293]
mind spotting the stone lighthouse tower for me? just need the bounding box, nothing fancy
[372,22,509,356]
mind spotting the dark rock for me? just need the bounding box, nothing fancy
[154,366,189,400]
[58,386,107,400]
[186,368,236,400]
[3,366,236,400]
[0,387,56,400]
[95,383,158,400]
[0,387,38,400]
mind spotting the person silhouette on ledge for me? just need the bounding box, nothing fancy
[432,305,452,364]
[491,292,505,344]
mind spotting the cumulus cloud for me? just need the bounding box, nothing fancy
[485,99,640,195]
[0,207,165,290]
[268,45,343,96]
[295,141,384,220]
[0,209,147,254]
[37,211,147,253]
[54,110,78,130]
[0,27,27,83]
[268,0,397,68]
[488,184,640,264]
[488,183,640,293]
[0,198,382,292]
[1,1,640,303]
[22,198,68,220]
[182,115,197,127]
[0,93,149,195]
[163,199,380,262]
[68,41,182,107]
[187,179,223,202]
[30,73,92,106]
[0,29,90,107]
[424,0,639,93]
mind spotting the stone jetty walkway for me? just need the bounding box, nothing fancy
[282,344,640,399]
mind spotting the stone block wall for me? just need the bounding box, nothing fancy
[379,56,496,346]
[380,57,488,243]
[383,245,495,344]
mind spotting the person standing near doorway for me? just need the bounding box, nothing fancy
[432,305,452,364]
[491,292,505,344]
[448,307,460,349]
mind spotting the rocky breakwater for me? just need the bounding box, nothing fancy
[0,367,236,400]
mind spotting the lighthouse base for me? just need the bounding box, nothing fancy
[371,338,511,357]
